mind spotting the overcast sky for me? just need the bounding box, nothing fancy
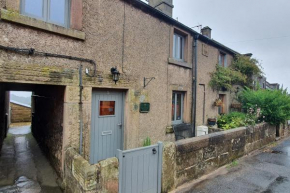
[171,0,290,90]
[11,91,32,98]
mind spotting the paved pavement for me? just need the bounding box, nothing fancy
[175,137,290,193]
[0,125,62,193]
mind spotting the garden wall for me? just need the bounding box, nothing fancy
[162,123,278,192]
[64,148,118,193]
[63,123,289,193]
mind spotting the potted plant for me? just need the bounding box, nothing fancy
[214,99,223,107]
[208,118,217,126]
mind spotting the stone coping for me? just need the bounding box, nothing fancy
[175,124,267,146]
[0,9,85,40]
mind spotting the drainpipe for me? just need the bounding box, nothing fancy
[79,65,83,155]
[199,84,205,125]
[192,34,199,137]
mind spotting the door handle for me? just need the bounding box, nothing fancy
[118,123,122,127]
[152,148,157,154]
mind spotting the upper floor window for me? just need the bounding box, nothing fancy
[219,52,227,67]
[173,33,185,61]
[21,0,70,28]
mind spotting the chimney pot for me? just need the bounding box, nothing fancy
[201,26,212,39]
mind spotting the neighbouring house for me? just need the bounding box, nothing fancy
[267,83,280,90]
[0,0,252,190]
[255,75,280,90]
[10,100,31,123]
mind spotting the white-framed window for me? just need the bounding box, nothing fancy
[20,0,70,28]
[172,92,184,125]
[219,52,227,67]
[173,33,185,61]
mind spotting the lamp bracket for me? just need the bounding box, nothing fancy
[144,77,155,88]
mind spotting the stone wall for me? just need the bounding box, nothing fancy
[64,148,119,193]
[0,0,192,161]
[0,86,9,152]
[277,122,290,139]
[162,123,278,192]
[10,102,31,123]
[32,85,65,177]
[63,123,288,193]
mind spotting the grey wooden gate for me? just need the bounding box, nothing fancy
[90,90,124,164]
[117,142,163,193]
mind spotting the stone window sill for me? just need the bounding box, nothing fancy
[168,58,192,69]
[0,9,85,40]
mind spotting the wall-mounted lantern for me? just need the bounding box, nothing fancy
[111,67,120,84]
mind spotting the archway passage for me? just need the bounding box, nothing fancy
[0,82,64,192]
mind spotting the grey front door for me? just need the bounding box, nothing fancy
[90,90,124,164]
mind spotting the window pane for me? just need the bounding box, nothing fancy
[176,94,182,120]
[173,34,184,60]
[24,0,43,18]
[179,37,183,59]
[173,34,178,59]
[49,0,66,25]
[172,93,175,121]
[99,101,115,116]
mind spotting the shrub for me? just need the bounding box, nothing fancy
[217,112,247,130]
[239,88,290,125]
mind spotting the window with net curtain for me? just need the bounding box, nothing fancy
[20,0,70,28]
[172,92,184,125]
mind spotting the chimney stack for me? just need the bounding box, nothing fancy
[243,53,253,58]
[201,26,212,39]
[148,0,174,17]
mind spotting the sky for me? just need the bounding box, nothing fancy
[11,91,32,98]
[171,0,290,89]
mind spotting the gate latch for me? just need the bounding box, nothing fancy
[152,148,157,154]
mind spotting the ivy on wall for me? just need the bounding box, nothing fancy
[209,55,262,91]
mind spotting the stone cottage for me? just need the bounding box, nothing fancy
[0,0,245,182]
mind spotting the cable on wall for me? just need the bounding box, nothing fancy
[0,44,97,77]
